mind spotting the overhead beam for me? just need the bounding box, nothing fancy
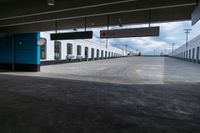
[0,0,138,20]
[0,0,195,19]
[0,6,193,34]
[192,4,200,25]
[0,0,196,27]
[0,0,139,18]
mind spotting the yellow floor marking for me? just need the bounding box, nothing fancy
[96,67,107,71]
[135,69,143,74]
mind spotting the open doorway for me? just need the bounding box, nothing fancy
[101,50,104,59]
[197,47,200,64]
[91,48,94,60]
[85,47,89,61]
[96,49,99,60]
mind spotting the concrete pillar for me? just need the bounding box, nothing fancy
[0,33,40,72]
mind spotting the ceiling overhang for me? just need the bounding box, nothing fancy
[0,0,197,34]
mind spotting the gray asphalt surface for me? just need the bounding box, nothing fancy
[0,57,200,133]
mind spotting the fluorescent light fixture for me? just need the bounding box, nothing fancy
[47,0,55,6]
[100,27,160,38]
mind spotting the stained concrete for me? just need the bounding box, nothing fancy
[0,75,199,133]
[2,57,200,84]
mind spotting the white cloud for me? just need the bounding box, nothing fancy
[57,20,200,55]
[90,21,200,55]
[110,37,169,54]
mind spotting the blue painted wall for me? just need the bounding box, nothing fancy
[0,33,40,71]
[14,33,40,65]
[0,37,13,63]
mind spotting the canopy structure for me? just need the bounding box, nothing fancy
[0,0,196,34]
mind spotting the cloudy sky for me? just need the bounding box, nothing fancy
[87,21,200,55]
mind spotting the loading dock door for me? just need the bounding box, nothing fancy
[184,52,186,59]
[97,49,99,59]
[77,45,82,56]
[67,43,73,55]
[189,49,191,62]
[197,47,200,64]
[192,48,195,63]
[85,47,88,60]
[91,48,94,60]
[101,50,104,59]
[186,50,188,60]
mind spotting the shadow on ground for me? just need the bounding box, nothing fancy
[0,74,200,133]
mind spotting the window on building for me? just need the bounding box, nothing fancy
[40,38,47,59]
[54,41,61,60]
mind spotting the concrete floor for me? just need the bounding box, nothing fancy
[0,57,200,133]
[3,57,200,84]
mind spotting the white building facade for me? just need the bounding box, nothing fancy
[171,35,200,64]
[40,32,126,62]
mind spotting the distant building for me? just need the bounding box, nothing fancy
[40,32,126,61]
[171,35,200,64]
